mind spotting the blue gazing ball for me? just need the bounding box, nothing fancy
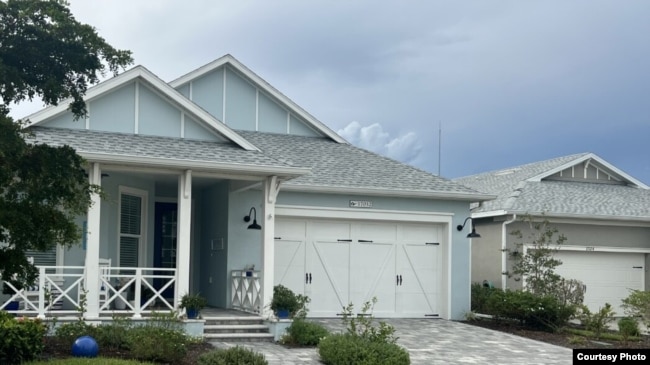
[71,335,99,358]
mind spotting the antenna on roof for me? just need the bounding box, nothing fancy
[438,122,442,176]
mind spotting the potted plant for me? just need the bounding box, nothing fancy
[180,292,207,319]
[271,285,306,319]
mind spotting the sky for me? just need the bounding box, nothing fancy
[9,0,650,184]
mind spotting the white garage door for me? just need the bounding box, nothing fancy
[274,218,444,318]
[554,251,645,315]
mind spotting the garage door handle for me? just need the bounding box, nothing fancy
[396,275,402,286]
[274,237,282,240]
[306,273,309,284]
[633,266,643,269]
[309,273,312,284]
[583,284,587,293]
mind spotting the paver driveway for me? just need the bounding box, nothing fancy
[210,318,573,365]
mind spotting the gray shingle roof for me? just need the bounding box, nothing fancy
[455,153,650,219]
[28,127,291,168]
[238,131,487,197]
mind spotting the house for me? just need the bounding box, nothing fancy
[455,153,650,314]
[0,55,493,321]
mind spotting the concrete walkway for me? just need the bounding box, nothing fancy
[209,318,573,365]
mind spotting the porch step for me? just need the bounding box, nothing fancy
[202,316,273,342]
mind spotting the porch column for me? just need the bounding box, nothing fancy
[84,163,102,319]
[261,176,280,316]
[175,170,192,309]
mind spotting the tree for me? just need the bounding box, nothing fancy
[0,0,132,287]
[508,215,566,297]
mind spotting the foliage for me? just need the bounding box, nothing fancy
[270,285,309,318]
[281,318,330,346]
[509,215,566,297]
[565,327,641,342]
[93,317,133,350]
[567,335,586,345]
[318,298,409,364]
[0,313,47,364]
[318,333,410,365]
[180,292,208,310]
[126,326,189,363]
[341,298,398,344]
[621,289,650,327]
[0,0,132,286]
[471,282,499,313]
[551,278,585,307]
[617,317,640,345]
[197,346,268,365]
[484,289,575,332]
[0,0,133,116]
[576,303,616,340]
[54,320,98,346]
[26,359,156,365]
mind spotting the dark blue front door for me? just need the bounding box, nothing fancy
[154,202,177,299]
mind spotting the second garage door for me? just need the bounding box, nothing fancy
[274,217,445,318]
[554,250,645,314]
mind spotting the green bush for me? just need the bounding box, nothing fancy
[0,314,47,364]
[622,289,650,327]
[197,346,268,365]
[471,282,499,313]
[54,320,99,347]
[93,317,133,350]
[577,303,616,340]
[283,318,329,346]
[484,289,575,332]
[618,317,640,344]
[126,326,189,363]
[319,333,410,365]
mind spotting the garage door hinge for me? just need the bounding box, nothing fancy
[425,314,439,317]
[633,266,643,269]
[358,239,374,243]
[426,242,440,246]
[337,239,352,242]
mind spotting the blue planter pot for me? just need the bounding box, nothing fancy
[186,308,199,319]
[4,301,19,311]
[276,309,290,319]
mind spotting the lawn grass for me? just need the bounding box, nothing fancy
[564,327,642,342]
[25,358,155,365]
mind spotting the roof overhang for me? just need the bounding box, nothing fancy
[471,209,650,225]
[281,184,497,201]
[80,152,312,179]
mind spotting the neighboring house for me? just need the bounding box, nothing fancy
[455,153,650,314]
[1,55,492,321]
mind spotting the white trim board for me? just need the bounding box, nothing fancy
[523,244,650,254]
[276,205,454,223]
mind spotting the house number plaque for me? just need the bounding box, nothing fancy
[350,200,373,208]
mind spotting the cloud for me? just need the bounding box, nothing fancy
[338,121,423,165]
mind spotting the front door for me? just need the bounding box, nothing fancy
[154,202,177,298]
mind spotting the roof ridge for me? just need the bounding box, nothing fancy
[455,152,590,180]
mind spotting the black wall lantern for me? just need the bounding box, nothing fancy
[244,207,262,230]
[457,217,480,238]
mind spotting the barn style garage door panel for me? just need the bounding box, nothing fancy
[274,217,444,318]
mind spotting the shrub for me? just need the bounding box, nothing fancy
[576,303,616,340]
[471,282,499,313]
[319,333,410,365]
[621,289,650,327]
[93,317,133,350]
[126,326,189,363]
[342,298,398,344]
[484,289,575,331]
[197,346,268,365]
[270,285,309,318]
[617,317,640,344]
[0,314,47,364]
[282,318,329,346]
[54,320,99,347]
[551,278,585,306]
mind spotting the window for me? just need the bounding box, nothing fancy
[118,187,147,268]
[25,246,58,274]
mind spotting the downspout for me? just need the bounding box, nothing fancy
[501,214,517,289]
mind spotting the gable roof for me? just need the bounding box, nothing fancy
[169,54,346,144]
[21,66,260,151]
[455,153,650,220]
[239,131,495,200]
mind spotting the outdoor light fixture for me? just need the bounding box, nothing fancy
[457,217,480,238]
[243,207,262,230]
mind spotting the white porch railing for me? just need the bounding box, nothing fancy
[231,270,261,313]
[1,265,177,319]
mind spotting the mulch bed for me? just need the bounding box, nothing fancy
[465,319,650,349]
[38,337,215,365]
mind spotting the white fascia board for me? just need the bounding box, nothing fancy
[21,66,260,152]
[470,210,509,219]
[276,205,453,223]
[477,209,650,226]
[169,54,347,144]
[527,153,648,189]
[80,152,311,178]
[530,244,650,254]
[280,183,496,201]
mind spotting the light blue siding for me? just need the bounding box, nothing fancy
[258,92,287,133]
[41,111,84,129]
[184,115,226,141]
[138,83,181,138]
[289,114,319,137]
[224,68,256,130]
[89,83,136,133]
[191,69,224,121]
[177,83,190,98]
